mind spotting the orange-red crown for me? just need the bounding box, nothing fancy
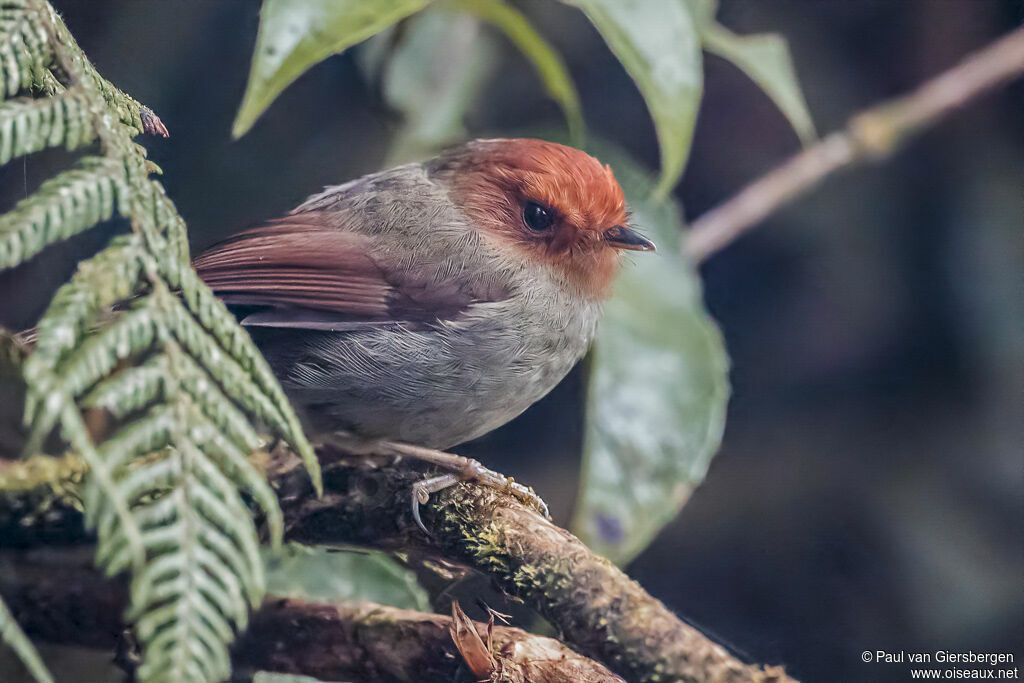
[437,138,630,298]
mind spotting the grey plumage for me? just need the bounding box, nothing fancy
[197,161,601,450]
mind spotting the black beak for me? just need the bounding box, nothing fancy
[604,225,656,252]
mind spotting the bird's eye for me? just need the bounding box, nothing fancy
[523,201,554,232]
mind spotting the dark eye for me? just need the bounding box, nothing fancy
[523,201,554,232]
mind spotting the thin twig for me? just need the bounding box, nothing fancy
[685,25,1024,262]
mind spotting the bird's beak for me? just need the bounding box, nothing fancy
[604,225,656,252]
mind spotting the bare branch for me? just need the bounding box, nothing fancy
[685,25,1024,263]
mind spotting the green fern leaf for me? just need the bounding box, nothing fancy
[82,355,167,418]
[183,400,282,547]
[163,259,322,494]
[81,393,268,681]
[175,353,265,455]
[0,89,94,164]
[57,397,148,570]
[0,5,51,100]
[0,157,125,270]
[27,301,159,430]
[29,235,142,371]
[144,180,190,260]
[4,5,316,680]
[95,347,283,545]
[161,291,320,492]
[125,437,262,683]
[20,237,143,454]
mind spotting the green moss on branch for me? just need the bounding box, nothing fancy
[0,447,795,682]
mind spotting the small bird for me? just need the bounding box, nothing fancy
[193,138,654,523]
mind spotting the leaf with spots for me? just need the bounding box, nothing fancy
[572,142,729,564]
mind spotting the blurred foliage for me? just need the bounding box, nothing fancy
[232,0,428,138]
[265,546,430,611]
[0,599,53,683]
[700,22,815,145]
[253,674,321,683]
[572,140,729,564]
[569,0,703,197]
[236,0,812,193]
[454,0,584,146]
[372,7,495,162]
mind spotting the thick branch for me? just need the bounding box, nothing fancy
[684,25,1024,262]
[0,552,622,682]
[277,448,792,683]
[0,449,794,683]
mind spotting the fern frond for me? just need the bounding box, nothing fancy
[22,300,159,453]
[92,71,147,135]
[176,354,265,455]
[0,156,124,269]
[3,5,321,681]
[115,434,262,683]
[20,237,143,453]
[161,295,317,486]
[145,180,189,260]
[82,355,166,418]
[57,397,147,569]
[0,595,55,683]
[29,235,142,370]
[163,259,322,494]
[0,88,93,163]
[184,403,282,546]
[0,4,51,99]
[84,347,282,546]
[80,392,268,681]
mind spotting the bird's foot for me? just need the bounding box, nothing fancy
[379,441,550,534]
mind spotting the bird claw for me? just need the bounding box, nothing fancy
[380,441,550,533]
[410,473,457,535]
[458,460,550,519]
[407,460,550,535]
[500,476,550,519]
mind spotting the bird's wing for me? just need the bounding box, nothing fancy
[192,217,485,330]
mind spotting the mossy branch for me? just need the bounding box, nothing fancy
[0,551,624,682]
[0,448,796,683]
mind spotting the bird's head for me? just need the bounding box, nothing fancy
[435,138,655,300]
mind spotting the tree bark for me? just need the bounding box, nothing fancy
[0,551,623,682]
[0,449,795,682]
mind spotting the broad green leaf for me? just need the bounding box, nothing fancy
[566,0,702,197]
[452,0,585,147]
[233,0,429,138]
[701,23,816,145]
[265,546,430,611]
[380,7,496,163]
[572,142,729,564]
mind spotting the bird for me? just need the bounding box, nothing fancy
[192,138,655,527]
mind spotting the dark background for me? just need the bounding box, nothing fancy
[1,1,1021,681]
